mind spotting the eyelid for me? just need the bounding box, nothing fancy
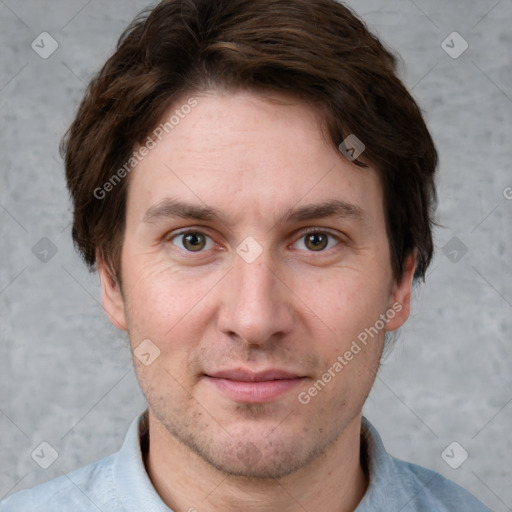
[166,226,212,240]
[296,226,344,241]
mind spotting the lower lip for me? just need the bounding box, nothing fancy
[204,376,305,403]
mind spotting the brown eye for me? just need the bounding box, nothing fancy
[173,232,209,252]
[183,233,206,251]
[304,232,329,251]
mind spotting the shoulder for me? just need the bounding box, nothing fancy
[0,454,121,512]
[359,418,492,512]
[390,456,492,511]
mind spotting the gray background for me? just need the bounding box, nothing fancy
[0,0,511,510]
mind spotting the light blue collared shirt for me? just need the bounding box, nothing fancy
[0,410,492,511]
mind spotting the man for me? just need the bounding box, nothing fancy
[1,0,492,510]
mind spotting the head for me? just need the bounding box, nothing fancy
[62,0,437,479]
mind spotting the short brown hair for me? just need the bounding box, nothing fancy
[62,0,437,283]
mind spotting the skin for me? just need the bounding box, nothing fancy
[98,90,416,512]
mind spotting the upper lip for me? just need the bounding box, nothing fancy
[206,368,303,382]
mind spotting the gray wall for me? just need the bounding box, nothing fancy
[1,1,511,510]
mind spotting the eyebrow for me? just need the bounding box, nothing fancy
[142,198,365,226]
[282,199,365,224]
[143,199,223,224]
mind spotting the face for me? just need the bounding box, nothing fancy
[99,91,415,479]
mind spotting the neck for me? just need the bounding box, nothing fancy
[145,411,368,512]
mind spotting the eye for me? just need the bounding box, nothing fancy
[171,231,214,252]
[293,231,339,252]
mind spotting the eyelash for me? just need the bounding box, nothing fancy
[168,228,342,254]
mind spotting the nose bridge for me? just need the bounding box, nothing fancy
[235,255,276,306]
[217,248,293,344]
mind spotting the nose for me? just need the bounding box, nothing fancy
[217,248,295,346]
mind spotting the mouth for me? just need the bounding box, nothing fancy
[203,368,308,403]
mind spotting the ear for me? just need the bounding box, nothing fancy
[385,252,416,332]
[97,251,127,331]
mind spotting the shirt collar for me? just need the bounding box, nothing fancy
[113,409,172,511]
[355,417,400,510]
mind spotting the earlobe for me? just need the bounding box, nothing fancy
[97,251,127,331]
[385,252,416,332]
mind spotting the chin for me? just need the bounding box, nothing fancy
[182,424,335,480]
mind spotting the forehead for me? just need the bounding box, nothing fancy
[126,91,383,226]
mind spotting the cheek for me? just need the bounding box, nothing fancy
[123,267,212,392]
[121,256,219,348]
[292,271,390,390]
[302,269,391,338]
